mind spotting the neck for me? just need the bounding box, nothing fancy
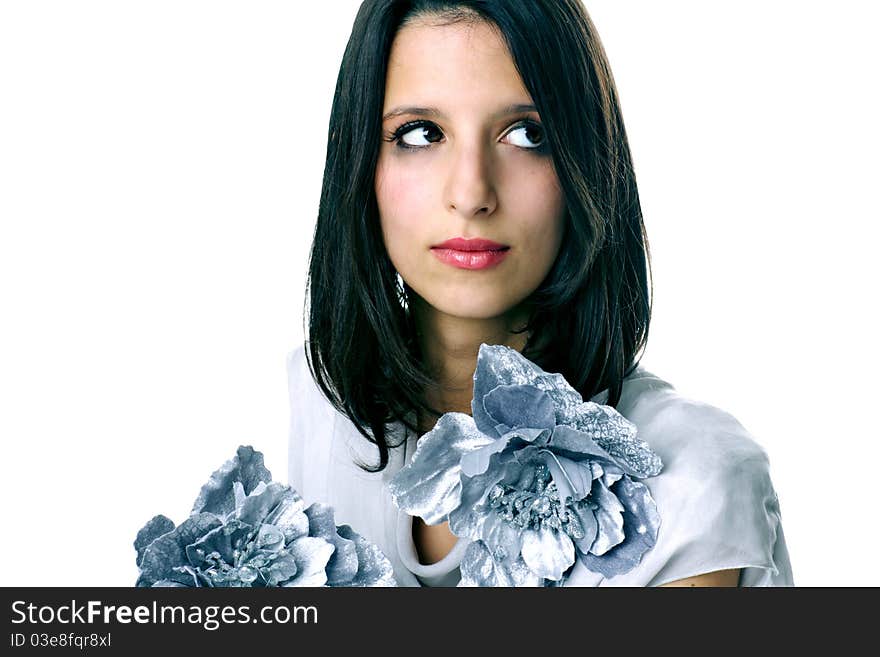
[411,295,531,429]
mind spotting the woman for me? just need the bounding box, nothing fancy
[288,0,794,586]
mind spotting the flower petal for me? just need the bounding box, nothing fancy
[265,552,299,586]
[540,451,594,502]
[567,402,662,478]
[520,527,575,581]
[263,488,309,542]
[171,564,202,587]
[569,504,599,555]
[459,541,497,587]
[281,536,335,587]
[458,541,543,587]
[233,481,247,509]
[545,425,632,474]
[448,456,520,538]
[511,444,543,469]
[191,445,273,516]
[460,437,512,479]
[460,427,546,477]
[603,469,624,487]
[472,344,583,438]
[134,515,175,567]
[482,384,556,433]
[471,511,524,564]
[186,519,246,566]
[304,502,358,585]
[587,478,626,556]
[256,524,285,552]
[136,513,223,587]
[579,476,661,578]
[335,525,397,587]
[236,482,291,526]
[388,412,493,525]
[504,557,546,587]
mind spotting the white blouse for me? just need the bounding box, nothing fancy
[286,343,794,587]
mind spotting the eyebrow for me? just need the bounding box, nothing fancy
[382,103,538,122]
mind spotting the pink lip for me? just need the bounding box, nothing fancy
[431,239,510,271]
[432,237,509,251]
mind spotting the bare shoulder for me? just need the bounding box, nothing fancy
[659,569,741,587]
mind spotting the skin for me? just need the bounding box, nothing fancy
[374,15,739,588]
[659,569,741,587]
[375,16,563,417]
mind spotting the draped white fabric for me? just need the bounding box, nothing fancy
[287,344,793,587]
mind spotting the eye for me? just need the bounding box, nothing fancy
[384,118,547,152]
[503,121,545,149]
[388,120,444,150]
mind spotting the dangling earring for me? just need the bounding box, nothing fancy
[395,271,409,312]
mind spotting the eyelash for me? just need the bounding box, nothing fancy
[384,117,548,153]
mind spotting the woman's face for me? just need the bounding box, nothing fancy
[375,18,565,323]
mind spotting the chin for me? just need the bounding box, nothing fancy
[429,293,523,321]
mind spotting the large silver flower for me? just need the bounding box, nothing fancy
[135,446,396,587]
[388,344,662,586]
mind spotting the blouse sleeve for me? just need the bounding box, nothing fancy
[570,385,796,587]
[650,444,792,586]
[635,395,795,587]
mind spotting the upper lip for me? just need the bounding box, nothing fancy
[431,237,510,251]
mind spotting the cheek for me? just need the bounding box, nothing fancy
[510,165,565,254]
[376,157,432,245]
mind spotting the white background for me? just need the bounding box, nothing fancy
[1,1,877,586]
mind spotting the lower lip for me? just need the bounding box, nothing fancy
[430,248,510,270]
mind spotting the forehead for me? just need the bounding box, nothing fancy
[383,18,531,110]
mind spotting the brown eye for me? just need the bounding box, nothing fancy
[505,121,545,149]
[393,121,444,149]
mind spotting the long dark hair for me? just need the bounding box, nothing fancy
[304,0,652,472]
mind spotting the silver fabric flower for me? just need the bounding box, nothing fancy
[135,446,396,587]
[388,344,663,586]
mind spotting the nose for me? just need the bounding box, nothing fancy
[444,141,498,219]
